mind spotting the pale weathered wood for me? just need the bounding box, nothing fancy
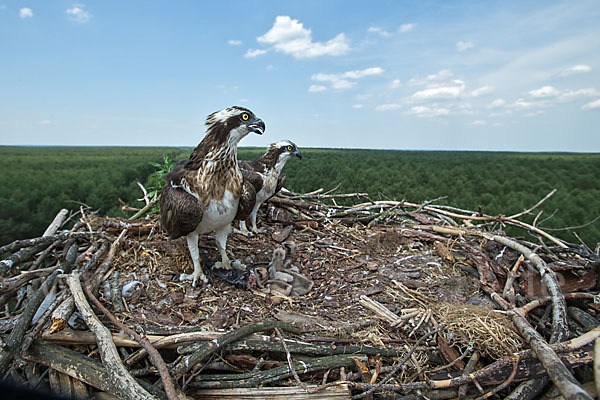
[192,384,351,399]
[171,321,301,380]
[43,329,269,348]
[67,274,157,400]
[43,209,69,237]
[22,339,166,400]
[0,244,77,372]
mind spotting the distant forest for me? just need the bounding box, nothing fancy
[1,146,599,248]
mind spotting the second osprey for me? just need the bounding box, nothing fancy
[238,140,302,235]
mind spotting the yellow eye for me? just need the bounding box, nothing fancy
[241,113,249,121]
[287,146,293,151]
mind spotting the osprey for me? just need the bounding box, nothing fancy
[160,106,265,286]
[237,140,302,235]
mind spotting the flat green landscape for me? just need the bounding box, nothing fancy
[1,146,598,247]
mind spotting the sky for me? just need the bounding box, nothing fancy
[1,1,599,151]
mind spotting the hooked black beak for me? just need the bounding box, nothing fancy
[248,118,265,135]
[293,149,302,159]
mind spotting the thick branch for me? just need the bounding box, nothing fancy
[67,273,156,400]
[171,321,300,380]
[82,283,180,400]
[0,243,78,372]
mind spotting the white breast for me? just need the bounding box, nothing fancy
[256,171,278,204]
[196,190,239,234]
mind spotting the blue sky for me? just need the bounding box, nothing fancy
[1,1,599,151]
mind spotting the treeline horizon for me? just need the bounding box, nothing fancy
[3,145,598,155]
[1,146,598,248]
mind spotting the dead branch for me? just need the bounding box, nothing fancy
[22,339,167,399]
[0,243,78,372]
[508,189,557,219]
[189,354,362,389]
[129,198,158,220]
[352,326,443,399]
[0,231,98,257]
[43,209,69,237]
[171,321,301,380]
[81,283,180,400]
[67,273,157,400]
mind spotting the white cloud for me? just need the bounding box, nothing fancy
[308,85,327,93]
[341,67,384,79]
[524,110,545,117]
[244,48,268,58]
[559,64,591,77]
[510,98,536,108]
[375,103,402,111]
[311,67,384,90]
[19,8,33,18]
[529,85,560,98]
[456,41,474,52]
[411,80,465,101]
[37,120,52,125]
[487,98,506,109]
[257,16,349,59]
[367,26,392,37]
[583,99,600,110]
[66,4,91,24]
[228,40,242,46]
[352,104,363,109]
[399,23,416,33]
[523,86,598,105]
[312,73,355,89]
[391,79,401,89]
[471,86,494,97]
[407,106,450,118]
[469,120,486,126]
[408,69,454,86]
[560,88,598,100]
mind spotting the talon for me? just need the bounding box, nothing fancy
[192,274,208,287]
[233,228,254,237]
[231,260,247,270]
[215,261,232,270]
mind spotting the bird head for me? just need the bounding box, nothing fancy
[271,140,302,163]
[205,106,265,146]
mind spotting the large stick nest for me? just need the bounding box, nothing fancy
[1,187,599,399]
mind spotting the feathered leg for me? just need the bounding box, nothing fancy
[235,220,252,237]
[182,231,208,287]
[214,224,246,270]
[214,225,232,270]
[249,204,266,234]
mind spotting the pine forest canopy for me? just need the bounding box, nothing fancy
[0,146,598,248]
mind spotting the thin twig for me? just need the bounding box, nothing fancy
[475,355,519,400]
[82,283,181,400]
[352,326,444,399]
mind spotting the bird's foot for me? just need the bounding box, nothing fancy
[231,259,247,270]
[214,260,232,270]
[179,272,208,287]
[233,228,254,237]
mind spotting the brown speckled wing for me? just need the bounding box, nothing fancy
[235,178,257,221]
[159,161,203,239]
[274,173,287,197]
[240,168,264,193]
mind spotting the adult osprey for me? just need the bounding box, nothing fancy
[237,140,302,235]
[160,106,265,286]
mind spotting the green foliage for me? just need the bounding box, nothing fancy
[0,146,188,245]
[145,154,176,214]
[274,149,600,247]
[1,147,599,249]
